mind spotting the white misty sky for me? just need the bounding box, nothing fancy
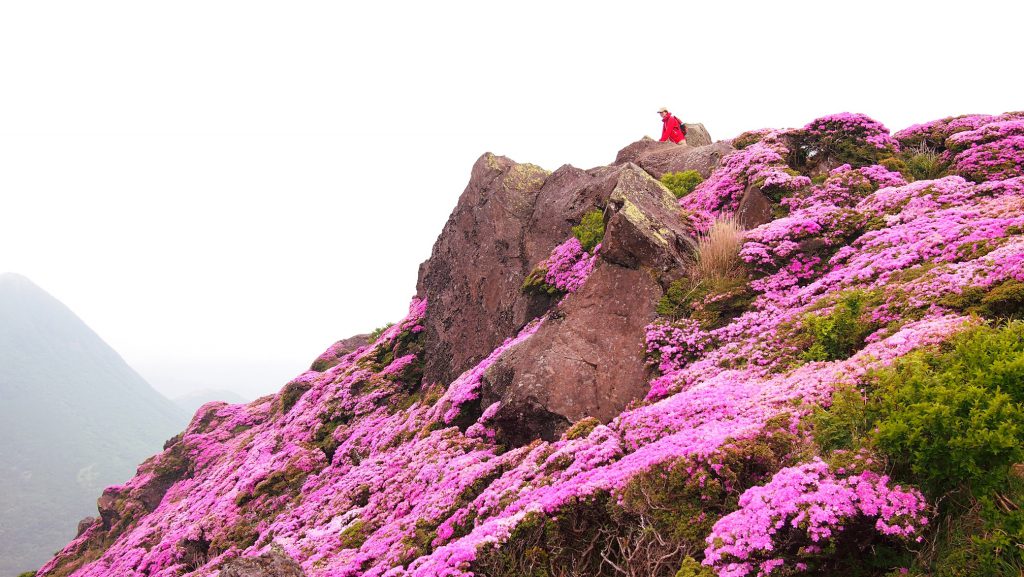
[1,1,1020,400]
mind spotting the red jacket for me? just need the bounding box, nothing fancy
[660,114,686,143]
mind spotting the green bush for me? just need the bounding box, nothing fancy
[880,156,909,174]
[657,276,754,329]
[367,323,393,343]
[676,556,715,577]
[661,170,705,198]
[520,266,561,296]
[339,519,370,549]
[870,322,1024,496]
[812,322,1024,575]
[801,291,879,362]
[564,416,600,440]
[811,384,871,453]
[572,209,605,252]
[902,149,949,181]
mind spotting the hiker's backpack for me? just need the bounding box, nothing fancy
[678,119,687,137]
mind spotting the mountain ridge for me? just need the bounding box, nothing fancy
[0,273,188,575]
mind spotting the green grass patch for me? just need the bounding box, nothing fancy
[661,170,705,198]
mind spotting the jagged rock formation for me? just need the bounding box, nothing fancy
[480,165,695,444]
[36,113,1024,577]
[0,274,187,576]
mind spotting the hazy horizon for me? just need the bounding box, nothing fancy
[2,0,1022,400]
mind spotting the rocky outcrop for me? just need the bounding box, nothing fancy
[220,550,307,577]
[684,123,713,147]
[600,165,694,278]
[310,333,371,371]
[480,167,692,444]
[75,517,96,538]
[481,262,662,445]
[735,185,775,229]
[416,154,627,386]
[614,136,733,180]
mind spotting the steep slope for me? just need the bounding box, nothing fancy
[0,274,187,575]
[38,113,1024,577]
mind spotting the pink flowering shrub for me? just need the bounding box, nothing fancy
[782,163,906,211]
[522,237,598,295]
[645,319,711,373]
[704,458,928,577]
[680,133,810,216]
[953,134,1024,182]
[789,113,899,172]
[894,114,996,150]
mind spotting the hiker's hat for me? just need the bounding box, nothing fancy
[657,107,669,113]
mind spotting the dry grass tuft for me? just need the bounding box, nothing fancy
[690,215,745,282]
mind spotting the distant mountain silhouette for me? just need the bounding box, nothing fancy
[0,273,187,575]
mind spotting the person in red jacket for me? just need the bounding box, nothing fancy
[658,107,686,144]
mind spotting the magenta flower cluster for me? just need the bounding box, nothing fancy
[542,237,598,293]
[801,112,900,151]
[704,458,927,577]
[644,319,710,373]
[679,131,810,223]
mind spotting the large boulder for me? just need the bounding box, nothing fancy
[684,123,713,147]
[599,165,693,275]
[735,185,775,229]
[480,166,693,445]
[416,154,627,387]
[614,136,733,180]
[480,262,662,445]
[220,550,306,577]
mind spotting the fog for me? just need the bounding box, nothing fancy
[1,0,1021,399]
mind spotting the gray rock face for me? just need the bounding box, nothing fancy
[220,550,307,577]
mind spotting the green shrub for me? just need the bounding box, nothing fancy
[870,322,1024,496]
[811,322,1024,575]
[18,572,37,577]
[572,209,605,252]
[811,384,871,453]
[880,156,909,174]
[657,276,754,329]
[661,170,705,198]
[235,466,309,508]
[732,130,769,150]
[520,266,561,296]
[367,323,393,343]
[278,380,311,414]
[939,279,1024,322]
[903,149,949,181]
[339,519,370,549]
[564,416,600,440]
[801,291,879,362]
[675,556,715,577]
